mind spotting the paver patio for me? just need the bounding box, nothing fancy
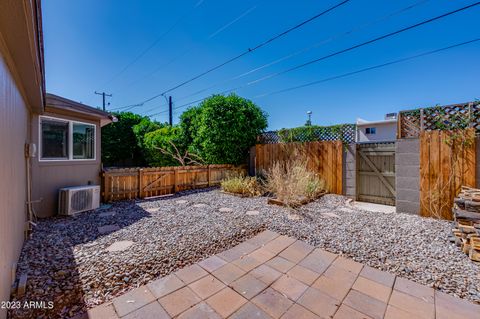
[87,230,480,319]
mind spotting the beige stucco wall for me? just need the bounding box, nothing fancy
[0,41,29,319]
[31,112,102,218]
[357,121,397,142]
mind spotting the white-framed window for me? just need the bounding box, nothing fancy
[365,127,376,135]
[39,116,96,161]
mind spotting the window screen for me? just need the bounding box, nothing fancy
[73,123,95,159]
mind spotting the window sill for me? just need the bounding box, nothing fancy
[37,159,99,167]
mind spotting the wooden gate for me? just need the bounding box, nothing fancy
[356,142,396,205]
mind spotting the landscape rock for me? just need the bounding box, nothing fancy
[97,224,120,235]
[106,241,134,252]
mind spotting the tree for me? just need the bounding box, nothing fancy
[192,94,268,164]
[179,106,202,153]
[143,126,185,166]
[132,117,163,163]
[102,112,146,166]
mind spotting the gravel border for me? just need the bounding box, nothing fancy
[10,188,480,318]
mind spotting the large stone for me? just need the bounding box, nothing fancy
[106,241,134,252]
[98,224,120,234]
[99,212,116,218]
[321,212,340,218]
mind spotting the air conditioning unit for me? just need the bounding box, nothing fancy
[58,185,100,215]
[385,112,398,120]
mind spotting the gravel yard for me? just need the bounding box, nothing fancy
[10,188,480,318]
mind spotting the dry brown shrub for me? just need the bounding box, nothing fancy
[265,151,326,207]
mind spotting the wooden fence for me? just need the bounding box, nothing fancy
[255,141,343,194]
[102,164,246,202]
[419,129,476,219]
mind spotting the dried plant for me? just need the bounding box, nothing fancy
[266,154,326,207]
[221,175,264,197]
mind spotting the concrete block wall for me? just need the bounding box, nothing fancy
[395,139,420,214]
[343,143,356,199]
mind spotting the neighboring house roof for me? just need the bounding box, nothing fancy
[356,118,397,126]
[46,93,116,126]
[0,0,45,112]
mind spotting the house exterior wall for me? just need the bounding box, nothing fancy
[357,122,397,142]
[31,112,102,218]
[0,40,30,319]
[395,139,420,215]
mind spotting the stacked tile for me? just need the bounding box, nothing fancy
[452,186,480,262]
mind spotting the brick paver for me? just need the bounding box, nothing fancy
[230,274,268,299]
[147,273,185,299]
[229,302,271,319]
[206,287,247,318]
[188,275,225,299]
[89,230,480,319]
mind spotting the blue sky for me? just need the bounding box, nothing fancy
[43,0,480,130]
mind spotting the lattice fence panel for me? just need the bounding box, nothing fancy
[257,124,356,144]
[399,102,480,138]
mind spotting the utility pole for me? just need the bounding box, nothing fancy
[95,91,112,111]
[168,96,173,126]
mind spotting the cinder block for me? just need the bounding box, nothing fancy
[344,156,355,164]
[396,165,419,178]
[396,200,420,215]
[396,139,420,153]
[345,163,355,171]
[396,188,420,202]
[396,153,419,166]
[346,178,355,188]
[345,170,356,179]
[396,176,419,190]
[346,186,355,197]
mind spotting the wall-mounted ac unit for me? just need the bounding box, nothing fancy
[58,185,100,215]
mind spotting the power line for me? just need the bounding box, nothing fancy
[247,1,480,86]
[149,2,480,117]
[207,5,258,39]
[133,0,352,106]
[111,3,260,100]
[142,1,480,118]
[254,38,480,98]
[99,0,206,90]
[149,37,480,117]
[175,0,430,103]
